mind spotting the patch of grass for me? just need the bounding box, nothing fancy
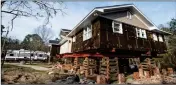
[25,63,52,68]
[126,74,133,80]
[2,64,45,73]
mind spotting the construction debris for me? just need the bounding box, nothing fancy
[118,73,125,84]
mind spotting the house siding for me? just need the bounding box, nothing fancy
[70,16,167,55]
[60,40,72,54]
[99,16,167,54]
[71,18,101,53]
[102,10,148,30]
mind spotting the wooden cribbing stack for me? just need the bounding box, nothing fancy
[83,57,89,77]
[139,58,157,78]
[100,57,119,80]
[74,57,78,70]
[82,57,98,77]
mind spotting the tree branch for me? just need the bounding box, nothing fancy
[1,10,18,15]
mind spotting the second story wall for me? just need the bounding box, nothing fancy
[102,10,148,30]
[99,16,167,54]
[71,18,101,52]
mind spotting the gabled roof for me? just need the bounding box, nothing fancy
[66,4,161,37]
[99,15,171,35]
[60,28,71,37]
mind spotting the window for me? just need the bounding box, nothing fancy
[39,54,43,57]
[112,21,123,34]
[136,28,141,37]
[83,25,92,41]
[141,30,147,38]
[73,36,76,42]
[153,33,158,41]
[158,35,163,42]
[136,28,147,39]
[30,54,34,56]
[9,54,14,56]
[127,11,132,19]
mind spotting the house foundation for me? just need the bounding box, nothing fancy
[59,52,159,81]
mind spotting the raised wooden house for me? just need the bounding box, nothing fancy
[58,4,171,80]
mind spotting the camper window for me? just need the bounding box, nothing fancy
[30,54,34,56]
[39,54,43,57]
[10,54,14,56]
[112,21,123,34]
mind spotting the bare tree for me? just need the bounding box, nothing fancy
[1,1,66,30]
[34,25,54,44]
[1,0,66,66]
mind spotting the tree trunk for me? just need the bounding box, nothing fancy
[48,46,51,64]
[1,1,6,8]
[30,50,32,64]
[1,51,7,67]
[1,27,9,67]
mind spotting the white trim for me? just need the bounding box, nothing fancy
[83,25,92,41]
[67,5,134,37]
[136,28,147,39]
[158,35,163,42]
[127,11,132,19]
[132,5,158,29]
[141,29,147,39]
[112,21,123,34]
[66,4,158,37]
[67,9,97,37]
[136,28,140,37]
[73,36,76,42]
[153,33,158,41]
[96,4,133,10]
[97,9,104,12]
[60,35,72,41]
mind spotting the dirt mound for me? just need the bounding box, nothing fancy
[2,64,70,84]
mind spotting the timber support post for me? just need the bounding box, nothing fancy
[83,57,89,77]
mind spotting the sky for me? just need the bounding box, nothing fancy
[2,1,176,41]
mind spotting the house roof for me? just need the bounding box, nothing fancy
[99,15,171,35]
[151,29,172,35]
[60,28,72,37]
[61,29,71,32]
[58,4,171,45]
[66,4,161,37]
[49,40,60,44]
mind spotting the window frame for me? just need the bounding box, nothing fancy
[158,35,163,42]
[141,29,147,39]
[127,11,132,19]
[136,28,141,38]
[9,53,14,56]
[153,33,158,41]
[83,24,92,41]
[73,36,76,42]
[112,21,123,34]
[136,28,147,39]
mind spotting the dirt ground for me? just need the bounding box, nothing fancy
[1,64,69,84]
[5,63,51,71]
